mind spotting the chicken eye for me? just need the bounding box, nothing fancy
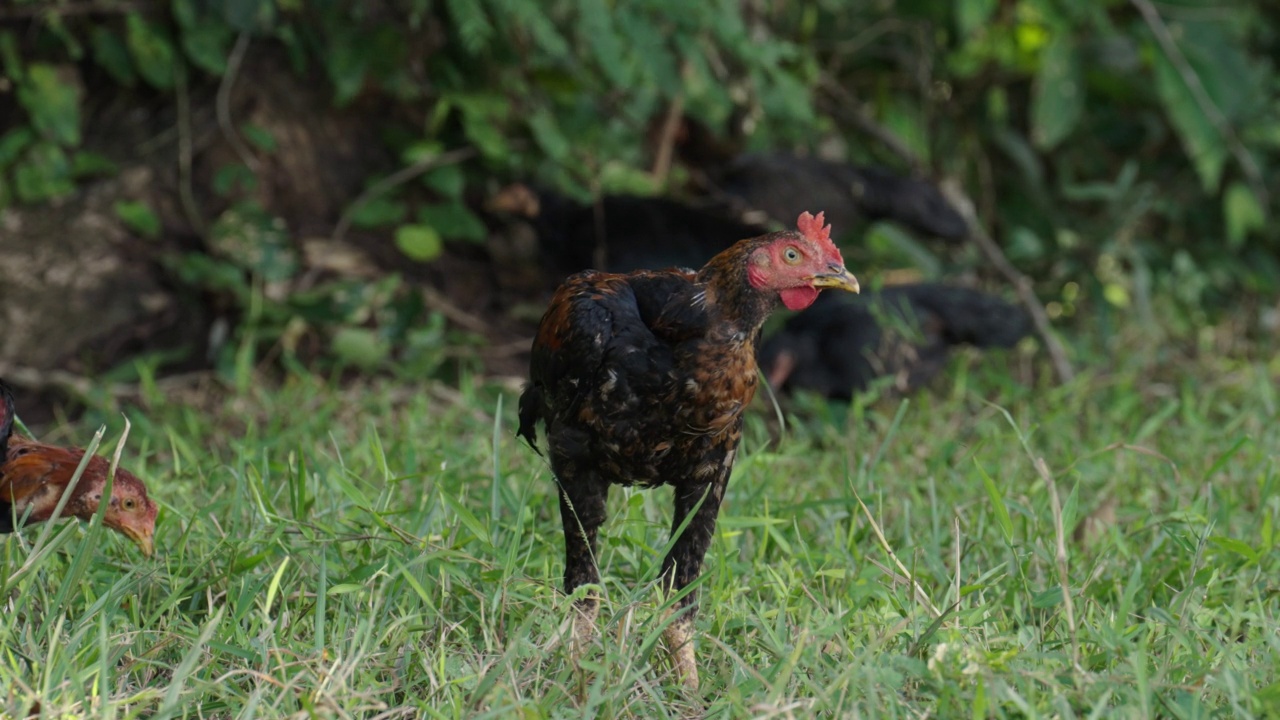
[123,498,135,510]
[783,247,801,264]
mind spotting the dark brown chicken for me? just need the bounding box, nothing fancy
[518,212,860,688]
[0,382,157,556]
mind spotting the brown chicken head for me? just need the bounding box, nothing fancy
[95,467,158,557]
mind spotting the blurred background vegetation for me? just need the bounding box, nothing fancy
[0,0,1276,403]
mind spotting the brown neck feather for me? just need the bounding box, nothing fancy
[696,238,780,337]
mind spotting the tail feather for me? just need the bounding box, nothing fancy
[516,384,544,456]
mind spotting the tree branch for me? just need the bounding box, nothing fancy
[215,32,261,174]
[649,94,685,186]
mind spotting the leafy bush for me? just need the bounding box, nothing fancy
[1,0,1276,377]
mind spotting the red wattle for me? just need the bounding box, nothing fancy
[779,285,818,310]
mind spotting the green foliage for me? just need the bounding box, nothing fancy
[0,0,1277,371]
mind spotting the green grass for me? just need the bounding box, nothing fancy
[1,352,1278,718]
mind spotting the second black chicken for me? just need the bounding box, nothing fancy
[486,183,766,276]
[759,284,1031,400]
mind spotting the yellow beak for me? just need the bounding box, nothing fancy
[810,265,860,294]
[122,526,155,557]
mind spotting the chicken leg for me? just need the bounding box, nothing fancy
[659,476,728,690]
[557,475,609,662]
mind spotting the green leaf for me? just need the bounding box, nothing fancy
[240,123,277,153]
[183,23,233,75]
[1031,33,1082,150]
[1061,481,1080,542]
[528,110,571,162]
[402,141,443,166]
[1031,586,1063,609]
[17,64,82,146]
[0,128,34,167]
[444,0,493,53]
[328,469,372,509]
[213,163,257,196]
[460,108,509,160]
[326,33,368,107]
[330,327,390,369]
[395,224,443,261]
[957,0,998,37]
[878,98,929,163]
[418,202,487,242]
[90,27,136,87]
[975,459,1014,543]
[173,0,199,30]
[222,0,276,33]
[971,675,988,720]
[126,14,180,90]
[441,491,491,546]
[71,151,117,178]
[350,197,408,229]
[579,0,627,86]
[422,164,465,199]
[0,31,21,83]
[115,200,161,239]
[1208,536,1258,564]
[1153,49,1227,192]
[13,142,74,203]
[1223,181,1265,249]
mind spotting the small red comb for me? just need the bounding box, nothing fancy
[796,211,843,264]
[796,211,830,243]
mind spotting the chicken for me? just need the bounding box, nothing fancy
[760,284,1031,399]
[0,381,157,556]
[486,183,767,277]
[517,212,860,689]
[712,154,970,242]
[671,116,969,241]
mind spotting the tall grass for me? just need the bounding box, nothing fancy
[0,355,1277,717]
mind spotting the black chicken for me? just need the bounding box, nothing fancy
[759,284,1031,399]
[486,183,767,276]
[672,116,969,242]
[517,212,859,689]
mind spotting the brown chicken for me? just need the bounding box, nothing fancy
[0,381,157,556]
[518,212,859,689]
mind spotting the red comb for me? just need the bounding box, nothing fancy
[796,211,830,243]
[796,211,842,264]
